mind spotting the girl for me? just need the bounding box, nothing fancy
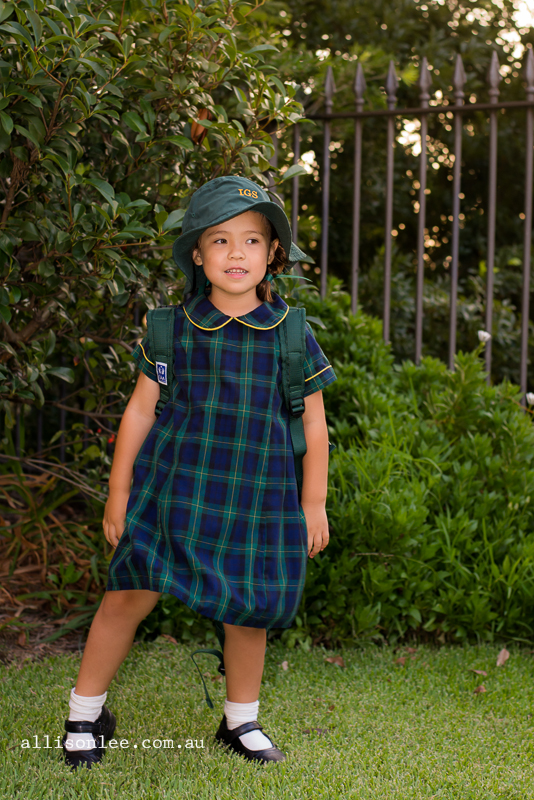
[61,175,337,768]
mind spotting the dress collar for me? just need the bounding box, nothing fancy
[182,290,289,331]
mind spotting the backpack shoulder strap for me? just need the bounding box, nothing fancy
[280,306,308,498]
[146,306,176,417]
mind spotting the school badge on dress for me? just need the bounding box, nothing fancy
[155,362,168,385]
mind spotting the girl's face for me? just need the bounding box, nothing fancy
[192,211,278,299]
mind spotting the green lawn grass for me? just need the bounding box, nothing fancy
[2,639,534,799]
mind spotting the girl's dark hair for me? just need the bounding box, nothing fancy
[193,217,289,303]
[256,219,288,303]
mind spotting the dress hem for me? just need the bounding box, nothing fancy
[105,577,295,630]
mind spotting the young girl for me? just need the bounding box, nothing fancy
[61,175,337,768]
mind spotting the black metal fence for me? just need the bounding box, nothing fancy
[11,50,534,461]
[285,51,534,403]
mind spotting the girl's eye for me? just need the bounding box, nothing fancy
[246,238,259,244]
[213,238,227,244]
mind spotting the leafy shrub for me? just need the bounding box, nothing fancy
[287,279,534,646]
[0,0,304,440]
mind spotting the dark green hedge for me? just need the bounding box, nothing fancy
[286,280,534,647]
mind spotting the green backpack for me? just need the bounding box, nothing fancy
[146,303,335,707]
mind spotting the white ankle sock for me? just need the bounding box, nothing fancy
[224,699,273,751]
[64,688,107,751]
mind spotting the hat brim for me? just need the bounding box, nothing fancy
[172,201,313,295]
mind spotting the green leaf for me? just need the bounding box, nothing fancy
[63,123,82,136]
[25,9,42,44]
[47,367,75,383]
[0,110,12,134]
[85,178,115,205]
[246,44,279,55]
[278,164,308,182]
[162,208,185,231]
[32,379,45,406]
[25,282,47,296]
[9,88,42,108]
[78,58,109,81]
[0,304,11,323]
[0,128,10,154]
[100,248,123,262]
[0,21,34,47]
[122,111,147,134]
[14,124,40,149]
[158,26,172,45]
[165,134,195,151]
[155,209,168,231]
[0,3,14,23]
[123,35,134,58]
[127,199,151,209]
[73,202,85,223]
[269,76,287,96]
[45,329,56,357]
[42,153,71,176]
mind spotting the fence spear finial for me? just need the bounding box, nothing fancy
[418,57,432,107]
[453,54,466,104]
[325,66,336,114]
[525,48,534,100]
[385,60,398,110]
[354,62,366,105]
[487,51,501,103]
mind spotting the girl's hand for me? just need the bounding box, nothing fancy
[301,501,330,558]
[103,490,129,548]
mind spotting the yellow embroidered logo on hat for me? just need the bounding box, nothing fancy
[237,188,259,198]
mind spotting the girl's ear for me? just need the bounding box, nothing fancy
[267,238,279,265]
[192,247,202,266]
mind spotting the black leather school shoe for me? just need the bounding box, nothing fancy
[215,714,286,764]
[61,706,116,770]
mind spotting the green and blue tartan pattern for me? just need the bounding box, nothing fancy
[107,290,337,629]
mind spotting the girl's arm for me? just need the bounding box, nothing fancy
[103,372,160,547]
[300,390,330,558]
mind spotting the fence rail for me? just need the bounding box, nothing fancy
[288,50,534,402]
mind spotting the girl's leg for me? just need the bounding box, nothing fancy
[220,623,281,755]
[75,589,161,696]
[63,589,161,764]
[223,622,266,703]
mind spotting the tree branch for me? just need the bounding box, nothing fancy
[50,403,123,421]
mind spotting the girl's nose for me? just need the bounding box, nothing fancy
[228,247,245,260]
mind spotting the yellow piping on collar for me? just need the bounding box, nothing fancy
[235,305,288,329]
[183,306,233,330]
[183,304,289,331]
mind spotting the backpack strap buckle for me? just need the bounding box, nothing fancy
[289,394,305,417]
[155,398,167,417]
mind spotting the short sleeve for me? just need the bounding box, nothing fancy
[303,321,337,397]
[131,335,159,383]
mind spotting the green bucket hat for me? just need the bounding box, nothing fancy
[172,175,313,296]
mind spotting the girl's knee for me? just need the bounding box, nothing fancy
[99,589,161,621]
[223,623,266,639]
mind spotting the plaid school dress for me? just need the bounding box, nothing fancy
[107,289,337,629]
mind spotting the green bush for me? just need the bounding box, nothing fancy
[0,0,304,440]
[285,279,534,647]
